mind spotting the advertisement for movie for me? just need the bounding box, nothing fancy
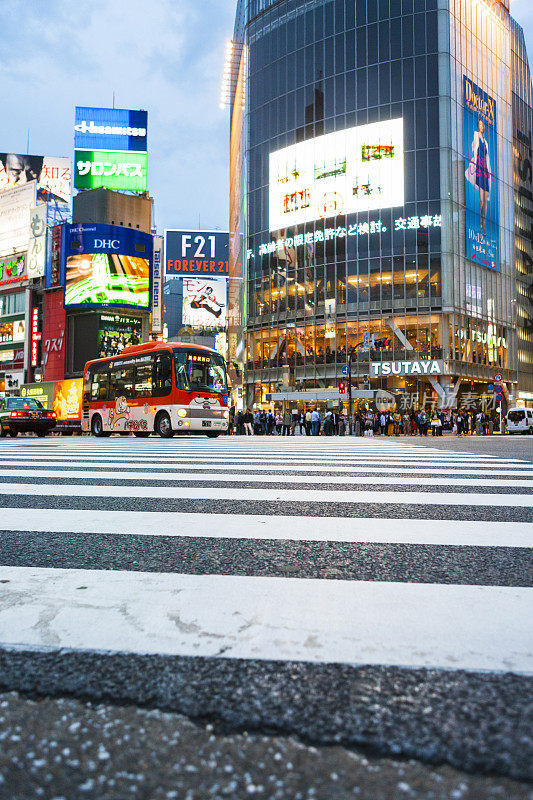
[75,107,148,152]
[269,118,404,230]
[464,76,500,272]
[0,154,71,205]
[64,224,152,309]
[98,314,142,358]
[182,278,227,329]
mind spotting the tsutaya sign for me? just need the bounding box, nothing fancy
[371,360,443,377]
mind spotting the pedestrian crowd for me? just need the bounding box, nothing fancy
[230,408,347,436]
[227,408,498,436]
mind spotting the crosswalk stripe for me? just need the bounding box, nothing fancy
[1,508,530,547]
[0,481,530,506]
[1,468,532,488]
[1,566,531,674]
[0,438,530,690]
[1,460,532,476]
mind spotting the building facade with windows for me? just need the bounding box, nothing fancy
[229,0,533,411]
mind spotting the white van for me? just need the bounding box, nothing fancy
[506,408,533,435]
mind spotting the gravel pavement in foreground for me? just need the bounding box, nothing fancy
[1,692,532,800]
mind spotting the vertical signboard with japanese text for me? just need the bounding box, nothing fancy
[27,205,48,278]
[151,235,163,334]
[464,76,500,271]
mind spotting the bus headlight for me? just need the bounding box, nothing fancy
[223,410,229,418]
[177,409,187,418]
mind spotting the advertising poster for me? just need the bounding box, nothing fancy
[74,150,147,192]
[52,379,83,422]
[165,230,230,277]
[64,224,152,309]
[0,181,36,256]
[269,118,404,230]
[75,107,148,152]
[27,205,48,278]
[98,313,142,358]
[182,278,227,329]
[21,382,55,409]
[464,76,500,271]
[0,154,70,205]
[0,254,26,287]
[0,319,25,344]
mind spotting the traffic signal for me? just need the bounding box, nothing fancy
[339,381,346,394]
[470,380,475,391]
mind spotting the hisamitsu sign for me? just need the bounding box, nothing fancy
[371,360,443,377]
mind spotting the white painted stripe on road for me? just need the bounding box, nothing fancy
[3,468,532,488]
[0,458,533,478]
[0,482,530,506]
[1,508,531,547]
[1,567,531,674]
[0,454,528,468]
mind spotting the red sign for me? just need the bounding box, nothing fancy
[42,290,66,381]
[50,224,62,288]
[31,307,39,368]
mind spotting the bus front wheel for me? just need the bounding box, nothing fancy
[206,432,220,438]
[155,412,174,438]
[91,414,109,438]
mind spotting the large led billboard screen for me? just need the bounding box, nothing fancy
[74,150,147,191]
[182,277,227,329]
[0,154,71,204]
[75,107,148,152]
[64,224,152,309]
[269,118,404,230]
[463,76,500,271]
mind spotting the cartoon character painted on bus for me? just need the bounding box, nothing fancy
[109,396,130,428]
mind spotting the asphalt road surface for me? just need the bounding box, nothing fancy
[0,435,531,799]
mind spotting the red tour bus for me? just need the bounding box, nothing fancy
[82,341,229,437]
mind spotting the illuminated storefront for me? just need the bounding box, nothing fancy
[230,0,531,411]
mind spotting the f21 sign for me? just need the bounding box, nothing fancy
[165,230,230,277]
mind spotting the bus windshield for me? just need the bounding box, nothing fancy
[174,350,228,393]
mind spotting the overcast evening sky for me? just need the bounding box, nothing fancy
[1,0,532,235]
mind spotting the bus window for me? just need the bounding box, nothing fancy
[153,353,172,397]
[135,362,153,398]
[88,371,109,402]
[174,351,189,391]
[109,366,134,399]
[174,350,228,393]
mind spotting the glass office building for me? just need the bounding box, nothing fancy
[229,0,533,411]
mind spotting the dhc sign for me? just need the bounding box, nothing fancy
[371,360,443,377]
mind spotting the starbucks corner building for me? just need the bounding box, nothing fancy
[228,0,533,410]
